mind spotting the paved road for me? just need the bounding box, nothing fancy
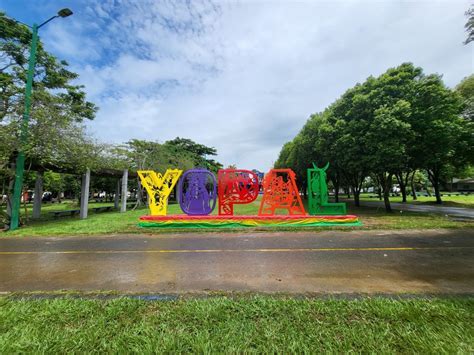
[1,229,473,294]
[359,200,474,219]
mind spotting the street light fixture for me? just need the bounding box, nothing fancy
[58,9,73,18]
[9,9,73,231]
[38,8,73,28]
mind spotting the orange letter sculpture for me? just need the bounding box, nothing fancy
[258,169,306,216]
[218,169,259,215]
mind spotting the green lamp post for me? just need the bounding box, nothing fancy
[9,8,73,231]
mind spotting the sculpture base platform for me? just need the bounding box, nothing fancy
[139,215,361,229]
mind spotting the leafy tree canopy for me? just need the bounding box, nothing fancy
[0,12,98,175]
[275,62,473,210]
[464,6,474,44]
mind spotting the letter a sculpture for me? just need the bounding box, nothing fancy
[258,169,306,216]
[307,163,346,215]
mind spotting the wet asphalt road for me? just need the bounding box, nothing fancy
[0,229,473,294]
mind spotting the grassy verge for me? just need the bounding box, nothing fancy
[2,197,473,237]
[0,296,472,352]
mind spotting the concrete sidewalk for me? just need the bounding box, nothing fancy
[1,229,473,294]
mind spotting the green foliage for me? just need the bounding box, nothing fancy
[120,139,195,173]
[465,5,474,44]
[0,12,98,171]
[43,172,63,196]
[274,141,294,168]
[0,11,104,213]
[456,74,474,121]
[0,12,97,122]
[0,297,472,352]
[275,63,473,210]
[121,138,222,174]
[164,137,222,173]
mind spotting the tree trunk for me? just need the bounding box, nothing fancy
[334,178,340,203]
[428,169,442,204]
[32,171,43,219]
[5,177,14,229]
[351,183,363,207]
[395,172,411,203]
[425,179,432,197]
[136,179,143,207]
[383,186,392,212]
[23,193,28,223]
[433,179,442,204]
[378,172,393,213]
[411,172,417,200]
[378,186,382,201]
[400,185,407,202]
[350,172,365,207]
[353,190,360,207]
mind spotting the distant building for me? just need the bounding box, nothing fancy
[448,178,474,192]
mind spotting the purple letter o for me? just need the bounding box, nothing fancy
[178,169,217,215]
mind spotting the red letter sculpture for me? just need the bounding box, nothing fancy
[218,169,259,215]
[258,169,306,216]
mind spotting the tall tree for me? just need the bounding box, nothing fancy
[274,63,472,211]
[164,137,222,172]
[456,74,474,121]
[0,13,96,123]
[0,13,97,171]
[464,5,474,44]
[0,12,97,225]
[274,141,294,169]
[410,74,467,203]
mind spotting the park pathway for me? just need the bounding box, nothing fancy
[359,200,474,219]
[0,229,473,294]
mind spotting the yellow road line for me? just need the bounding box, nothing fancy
[0,246,472,255]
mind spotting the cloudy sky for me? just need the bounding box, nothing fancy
[1,0,472,170]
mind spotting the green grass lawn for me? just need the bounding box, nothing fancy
[19,200,117,216]
[1,196,473,237]
[359,193,474,209]
[0,296,472,352]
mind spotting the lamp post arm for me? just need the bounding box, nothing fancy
[10,23,39,230]
[38,16,58,29]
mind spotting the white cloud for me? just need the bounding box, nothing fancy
[39,0,473,171]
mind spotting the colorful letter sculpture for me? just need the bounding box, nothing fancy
[258,169,306,216]
[138,166,360,229]
[178,168,217,215]
[218,169,259,215]
[137,169,182,216]
[307,163,346,215]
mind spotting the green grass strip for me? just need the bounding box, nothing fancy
[0,296,472,352]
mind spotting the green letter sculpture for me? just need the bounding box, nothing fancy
[307,163,346,215]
